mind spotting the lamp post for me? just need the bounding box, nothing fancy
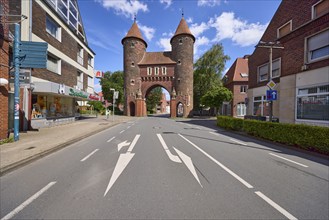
[110,88,115,122]
[256,41,284,122]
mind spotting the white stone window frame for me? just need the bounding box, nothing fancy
[147,67,152,75]
[240,85,248,93]
[47,53,61,75]
[155,67,160,75]
[277,20,292,39]
[305,29,329,63]
[161,67,167,75]
[46,15,62,42]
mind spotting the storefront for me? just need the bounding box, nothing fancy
[30,81,99,128]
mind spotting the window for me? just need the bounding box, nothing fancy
[46,16,61,41]
[88,54,93,67]
[162,67,167,75]
[147,67,152,75]
[77,72,83,90]
[179,38,183,45]
[131,42,135,48]
[297,84,329,121]
[237,103,247,116]
[240,85,248,93]
[47,54,61,74]
[155,67,159,75]
[306,29,329,62]
[258,58,281,82]
[58,0,68,19]
[131,62,135,67]
[240,73,248,78]
[312,0,329,19]
[253,96,269,116]
[77,45,84,65]
[178,60,181,65]
[87,76,93,87]
[277,21,292,38]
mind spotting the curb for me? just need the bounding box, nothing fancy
[0,119,129,176]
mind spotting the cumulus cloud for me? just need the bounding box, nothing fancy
[194,36,210,55]
[160,0,172,8]
[157,37,171,51]
[138,23,156,41]
[190,22,209,38]
[186,17,193,23]
[96,0,148,18]
[209,12,268,47]
[198,0,221,7]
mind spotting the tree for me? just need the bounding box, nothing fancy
[100,71,124,105]
[193,43,230,110]
[146,87,163,114]
[200,85,233,115]
[87,101,105,112]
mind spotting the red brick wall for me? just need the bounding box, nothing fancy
[0,0,10,139]
[249,0,329,89]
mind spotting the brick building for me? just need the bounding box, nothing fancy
[222,56,249,118]
[122,17,194,117]
[0,0,10,139]
[7,0,97,130]
[248,0,329,126]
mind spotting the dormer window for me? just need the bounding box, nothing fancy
[240,73,248,78]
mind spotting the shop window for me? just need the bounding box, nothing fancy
[306,29,329,63]
[312,0,329,19]
[47,54,61,74]
[277,20,292,38]
[253,96,269,116]
[297,84,329,121]
[46,15,61,41]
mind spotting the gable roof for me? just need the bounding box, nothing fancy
[138,52,176,65]
[121,21,147,47]
[171,17,195,43]
[223,57,249,84]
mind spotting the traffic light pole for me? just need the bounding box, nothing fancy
[14,23,20,141]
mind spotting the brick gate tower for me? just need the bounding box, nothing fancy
[122,17,195,117]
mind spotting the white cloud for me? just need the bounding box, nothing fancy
[198,0,221,7]
[96,0,148,18]
[138,23,155,41]
[194,36,210,56]
[190,22,209,38]
[157,37,171,51]
[209,12,268,47]
[160,0,172,8]
[186,17,193,23]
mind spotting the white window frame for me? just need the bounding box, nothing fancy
[305,29,329,63]
[161,67,167,75]
[258,63,268,82]
[87,76,93,88]
[155,67,160,75]
[253,96,266,116]
[77,45,84,65]
[147,67,152,75]
[277,20,292,38]
[240,85,248,93]
[87,54,93,67]
[237,102,247,116]
[47,53,61,75]
[257,58,281,82]
[46,15,62,41]
[312,0,329,19]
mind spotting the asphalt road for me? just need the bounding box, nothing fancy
[1,116,328,219]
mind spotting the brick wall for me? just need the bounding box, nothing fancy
[0,0,10,139]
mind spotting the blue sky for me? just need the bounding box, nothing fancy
[78,0,281,92]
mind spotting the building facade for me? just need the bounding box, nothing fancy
[122,17,194,117]
[248,0,329,126]
[222,56,249,118]
[7,0,97,129]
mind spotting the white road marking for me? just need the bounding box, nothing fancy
[127,134,141,152]
[80,149,99,162]
[255,191,298,220]
[269,153,308,168]
[118,140,130,152]
[104,153,135,197]
[119,130,125,134]
[230,138,248,146]
[157,134,182,163]
[210,131,220,136]
[127,126,131,129]
[107,137,115,143]
[174,147,203,188]
[178,134,253,189]
[1,182,56,220]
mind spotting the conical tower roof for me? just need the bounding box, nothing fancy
[122,21,147,47]
[170,17,195,43]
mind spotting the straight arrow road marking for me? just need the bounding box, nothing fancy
[81,149,99,162]
[127,135,140,152]
[118,140,130,152]
[104,153,135,197]
[1,182,56,220]
[174,147,203,188]
[157,134,181,163]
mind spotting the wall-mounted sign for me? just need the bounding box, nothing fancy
[69,88,88,98]
[89,94,100,101]
[95,70,104,78]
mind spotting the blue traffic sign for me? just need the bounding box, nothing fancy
[266,90,278,101]
[19,41,48,68]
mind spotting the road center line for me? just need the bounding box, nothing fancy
[269,153,308,168]
[119,130,125,134]
[230,138,248,146]
[107,137,115,143]
[1,182,56,220]
[255,191,298,220]
[178,134,253,189]
[80,149,99,162]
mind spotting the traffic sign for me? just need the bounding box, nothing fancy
[19,41,48,68]
[266,90,278,101]
[267,80,276,89]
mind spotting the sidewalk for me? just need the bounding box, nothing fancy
[0,115,133,175]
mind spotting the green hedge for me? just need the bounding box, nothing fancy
[217,116,329,155]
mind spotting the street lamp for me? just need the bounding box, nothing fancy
[256,41,284,122]
[110,88,115,122]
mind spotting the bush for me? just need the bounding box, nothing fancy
[217,116,329,155]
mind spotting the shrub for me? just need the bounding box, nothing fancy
[217,116,329,155]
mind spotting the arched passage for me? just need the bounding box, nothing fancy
[129,102,136,116]
[144,85,171,117]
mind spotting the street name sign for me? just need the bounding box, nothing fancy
[19,41,48,68]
